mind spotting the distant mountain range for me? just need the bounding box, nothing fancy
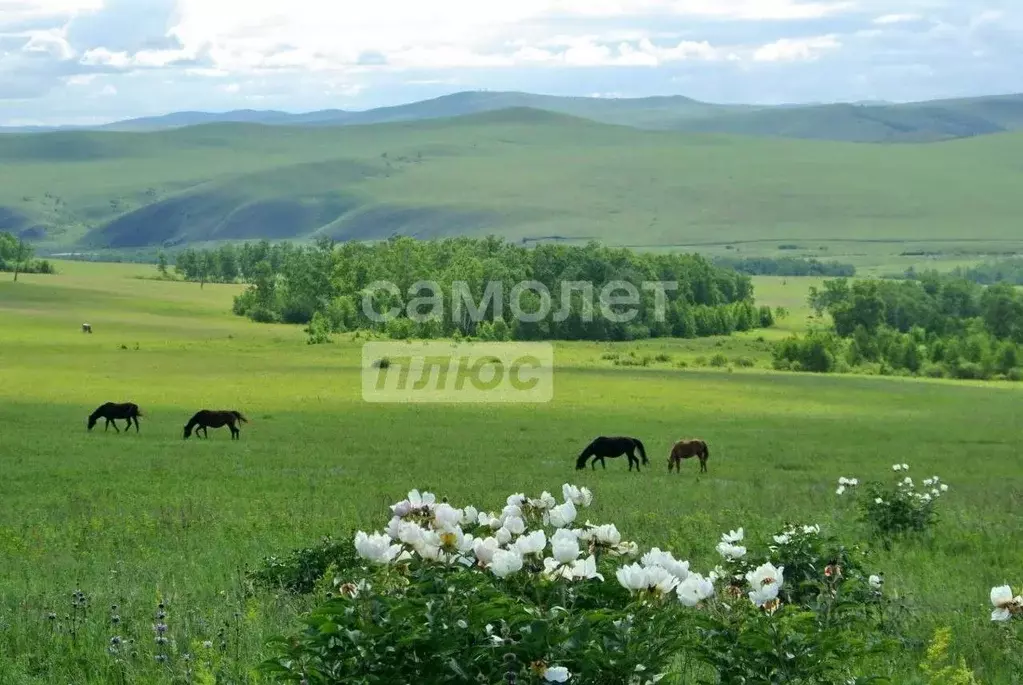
[4,90,1023,144]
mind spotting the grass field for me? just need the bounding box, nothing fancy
[5,111,1023,273]
[1,263,1021,683]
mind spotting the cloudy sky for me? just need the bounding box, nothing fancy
[1,0,1020,126]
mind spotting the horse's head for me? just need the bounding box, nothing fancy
[87,415,97,431]
[183,424,192,439]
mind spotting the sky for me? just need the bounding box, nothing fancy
[1,0,1020,126]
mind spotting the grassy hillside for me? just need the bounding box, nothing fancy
[4,90,1023,144]
[4,109,1023,263]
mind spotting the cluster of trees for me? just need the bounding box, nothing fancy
[713,256,856,277]
[0,232,55,278]
[171,241,302,285]
[774,276,1023,381]
[201,236,775,341]
[904,259,1023,286]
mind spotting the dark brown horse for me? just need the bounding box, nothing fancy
[575,436,648,472]
[668,439,710,473]
[87,402,143,433]
[183,410,248,440]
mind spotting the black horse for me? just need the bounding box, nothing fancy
[575,436,649,472]
[183,410,248,440]
[87,402,143,433]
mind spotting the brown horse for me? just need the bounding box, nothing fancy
[668,439,710,473]
[183,410,248,440]
[88,402,143,433]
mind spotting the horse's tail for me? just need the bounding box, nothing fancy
[634,438,648,464]
[233,411,249,423]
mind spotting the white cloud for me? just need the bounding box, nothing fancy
[753,34,840,61]
[0,0,103,25]
[81,45,198,68]
[873,13,922,25]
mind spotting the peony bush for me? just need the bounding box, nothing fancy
[835,463,949,543]
[262,484,899,684]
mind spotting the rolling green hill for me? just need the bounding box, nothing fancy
[4,90,1023,144]
[3,108,1023,261]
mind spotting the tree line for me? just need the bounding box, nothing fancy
[167,237,774,341]
[904,259,1023,286]
[0,232,55,279]
[713,256,856,277]
[774,275,1023,381]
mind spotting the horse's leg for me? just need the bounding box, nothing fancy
[133,416,140,433]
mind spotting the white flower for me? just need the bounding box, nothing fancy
[500,504,523,523]
[570,554,604,581]
[616,563,648,592]
[390,500,412,517]
[923,478,935,487]
[544,666,571,682]
[836,485,846,495]
[434,503,463,532]
[902,477,913,487]
[940,483,949,492]
[802,525,820,535]
[902,463,909,471]
[456,619,468,629]
[543,557,573,580]
[676,573,715,606]
[931,488,941,498]
[503,515,526,536]
[495,526,513,545]
[408,489,437,509]
[746,562,784,591]
[551,528,581,564]
[528,491,557,511]
[562,484,594,507]
[838,477,849,486]
[354,531,402,565]
[709,565,728,582]
[892,464,902,471]
[749,582,781,607]
[478,511,499,528]
[716,541,746,560]
[722,528,744,543]
[548,501,578,528]
[507,493,526,507]
[869,574,883,589]
[641,548,690,580]
[990,585,1018,622]
[874,498,884,505]
[643,566,681,594]
[920,493,932,502]
[513,530,547,557]
[773,533,791,545]
[461,506,479,525]
[589,524,622,546]
[490,549,524,578]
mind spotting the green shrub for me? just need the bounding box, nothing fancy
[247,534,361,595]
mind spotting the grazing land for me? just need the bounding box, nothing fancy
[3,110,1023,274]
[0,262,1021,682]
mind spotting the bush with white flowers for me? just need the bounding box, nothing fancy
[261,485,898,684]
[836,463,949,543]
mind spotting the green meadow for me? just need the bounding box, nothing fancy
[0,263,1021,683]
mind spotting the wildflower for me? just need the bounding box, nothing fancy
[513,530,547,557]
[892,464,902,472]
[500,505,523,524]
[722,528,744,543]
[507,493,526,507]
[874,498,884,505]
[869,574,884,589]
[456,619,468,629]
[931,488,941,498]
[461,505,479,526]
[569,554,604,581]
[802,524,820,535]
[589,524,622,546]
[490,549,524,579]
[902,477,913,487]
[773,533,791,545]
[562,484,593,507]
[495,526,513,545]
[676,573,715,606]
[503,515,526,536]
[338,582,361,599]
[940,483,949,492]
[354,531,402,565]
[202,640,213,649]
[551,528,581,564]
[644,566,681,595]
[548,501,578,528]
[616,563,648,592]
[529,491,557,511]
[836,485,846,495]
[990,585,1023,622]
[544,666,571,682]
[641,548,690,580]
[473,536,500,565]
[716,541,746,560]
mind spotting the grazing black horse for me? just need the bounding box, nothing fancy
[575,436,649,472]
[87,402,143,433]
[183,410,248,440]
